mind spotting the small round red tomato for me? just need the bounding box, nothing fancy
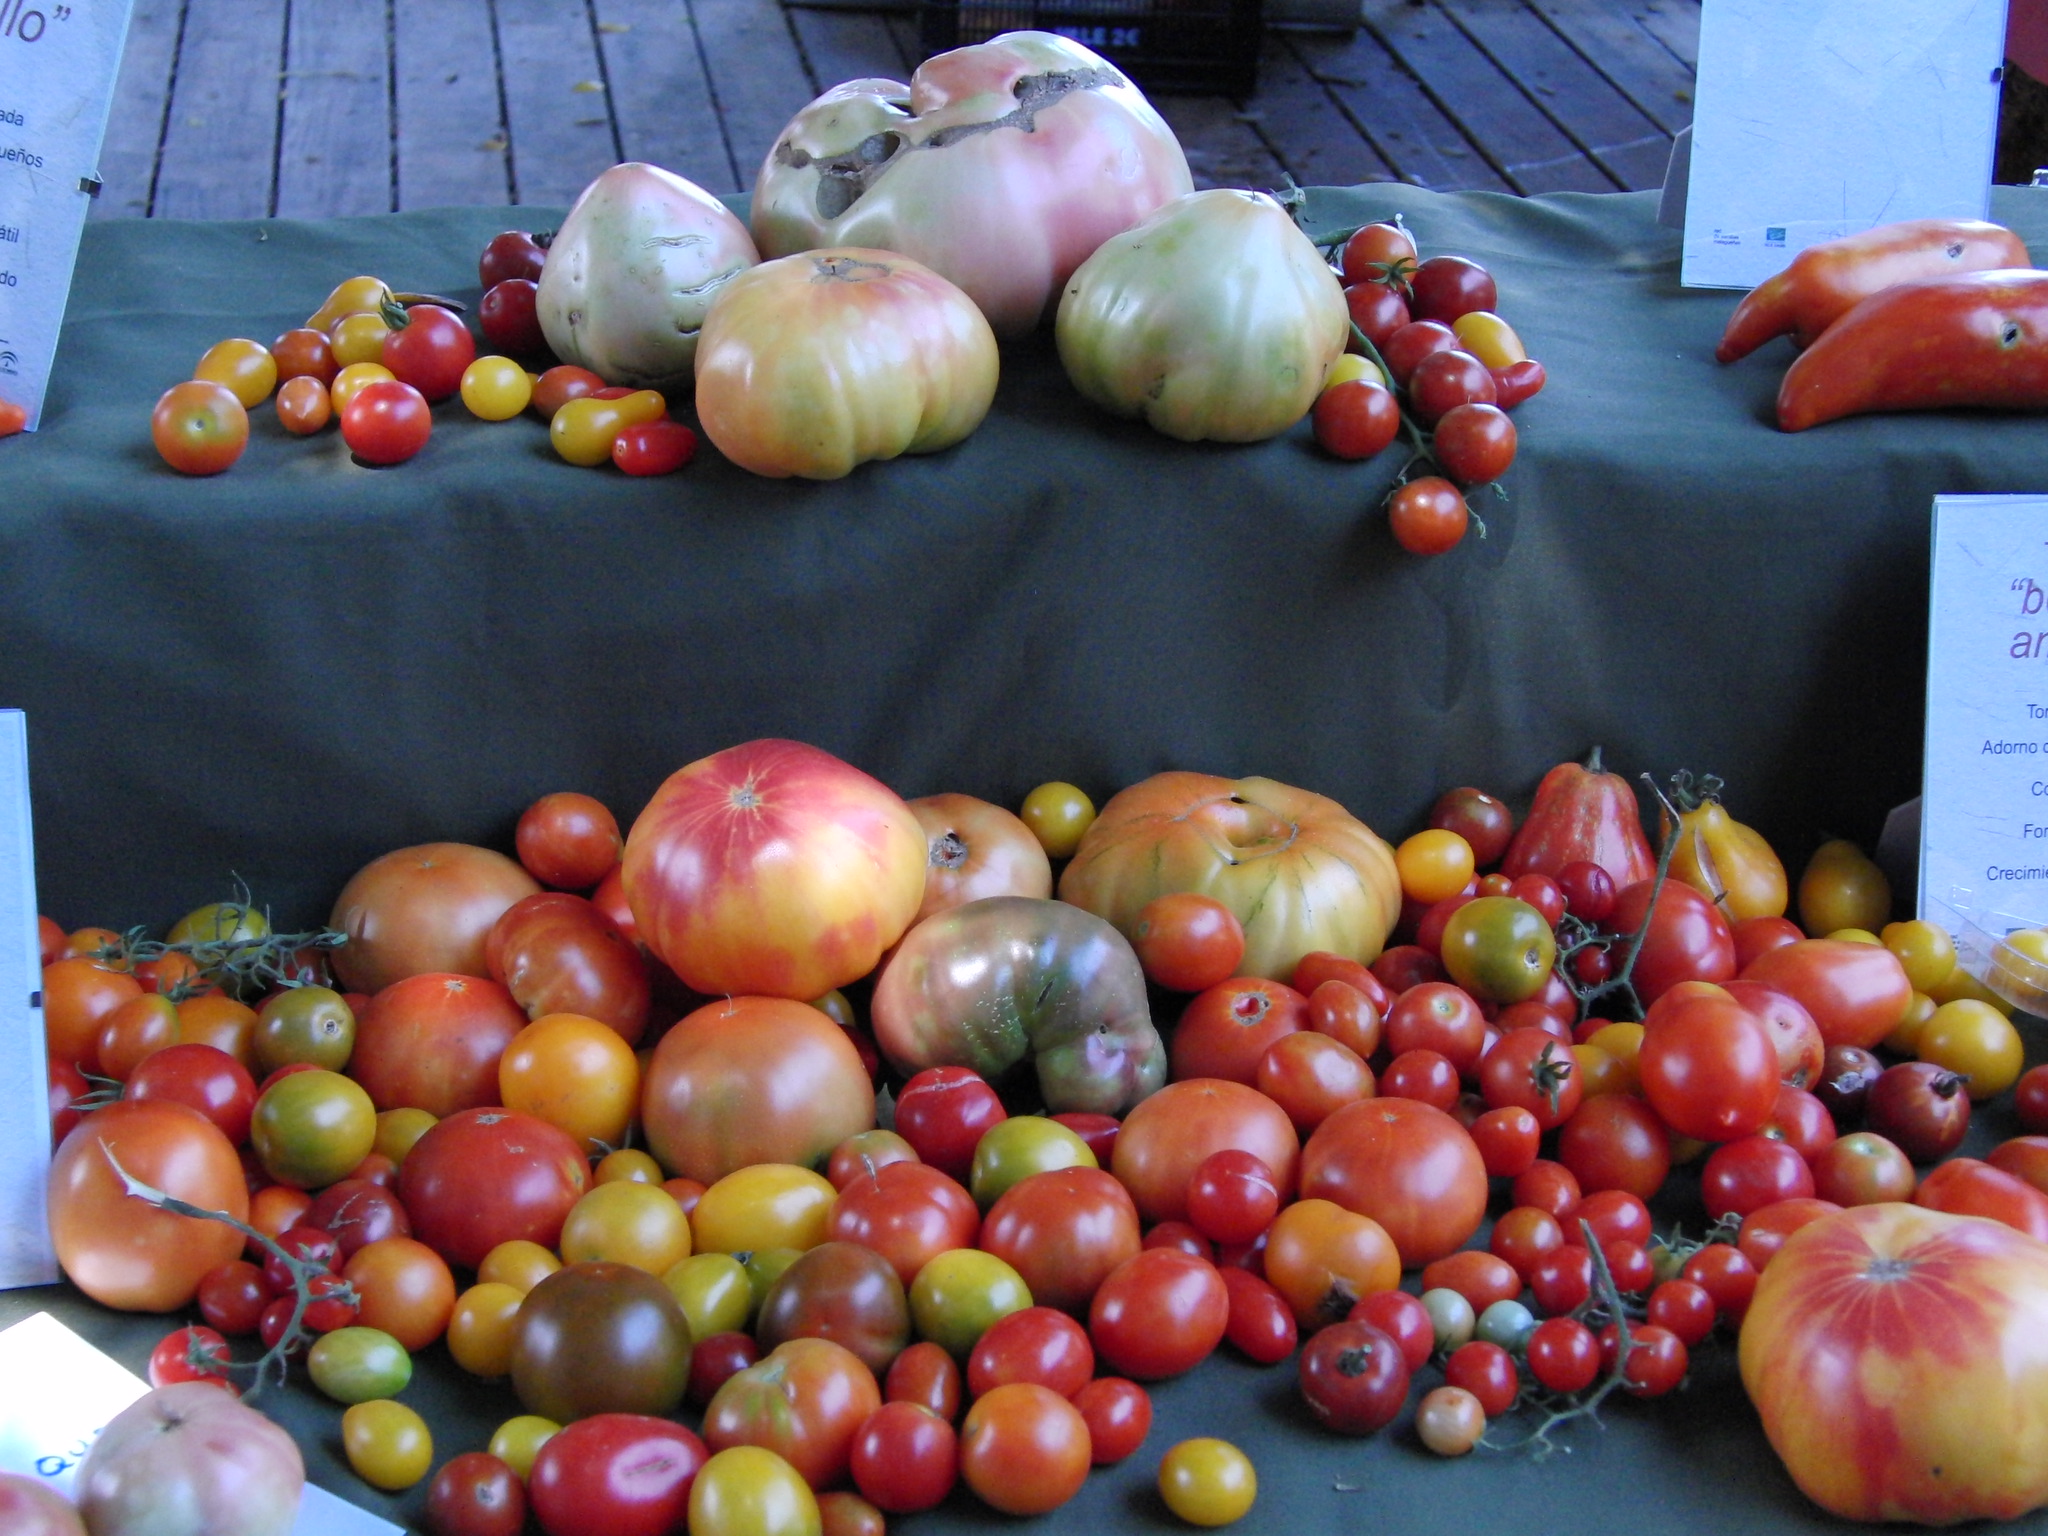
[1865,1062,1971,1162]
[1343,282,1411,348]
[2015,1065,2048,1134]
[850,1401,956,1514]
[1528,1243,1593,1316]
[1312,380,1401,460]
[124,1042,258,1146]
[1379,1048,1460,1111]
[1599,1321,1687,1397]
[978,1166,1139,1315]
[1681,1241,1757,1324]
[1088,1248,1228,1380]
[1433,402,1517,485]
[1428,788,1514,869]
[478,279,547,357]
[1444,1339,1518,1416]
[1638,991,1781,1142]
[515,792,622,890]
[1810,1130,1917,1206]
[1489,1205,1565,1280]
[1478,1026,1582,1130]
[1408,256,1498,323]
[425,1451,527,1536]
[1184,1149,1282,1247]
[1297,1320,1409,1434]
[197,1260,271,1337]
[152,380,249,475]
[957,1382,1091,1516]
[1702,1136,1816,1221]
[1513,1158,1582,1219]
[1383,982,1487,1073]
[1304,977,1382,1058]
[148,1324,235,1389]
[528,1414,705,1536]
[1525,1315,1599,1392]
[1646,1278,1718,1347]
[1173,978,1307,1085]
[382,304,474,402]
[530,364,604,419]
[1132,894,1247,994]
[1387,476,1468,555]
[398,1107,589,1270]
[1407,349,1497,426]
[1420,1249,1522,1315]
[967,1306,1094,1399]
[1380,320,1460,385]
[1346,1288,1434,1371]
[883,1339,961,1421]
[893,1067,1005,1182]
[1340,221,1418,286]
[827,1159,980,1289]
[1607,880,1736,1004]
[687,1332,760,1408]
[1737,1197,1844,1270]
[1072,1376,1151,1464]
[341,378,432,465]
[1556,1093,1671,1201]
[1218,1267,1296,1364]
[1556,861,1616,924]
[1257,1031,1373,1132]
[1470,1105,1541,1178]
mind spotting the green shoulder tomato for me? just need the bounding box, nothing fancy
[1439,897,1556,1004]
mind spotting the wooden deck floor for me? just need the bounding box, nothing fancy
[94,0,1701,222]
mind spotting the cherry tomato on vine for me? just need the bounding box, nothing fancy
[149,1325,236,1389]
[1312,380,1401,460]
[1434,402,1517,485]
[1380,320,1459,386]
[1343,283,1411,349]
[1340,221,1418,287]
[1409,256,1498,324]
[1387,476,1468,555]
[1408,349,1497,426]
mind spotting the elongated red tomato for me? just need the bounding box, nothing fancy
[1741,939,1912,1050]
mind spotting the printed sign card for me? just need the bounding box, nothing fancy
[1921,495,2048,931]
[0,0,136,428]
[0,711,56,1291]
[1682,0,2006,290]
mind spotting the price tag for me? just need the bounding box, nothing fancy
[1920,495,2048,931]
[0,710,56,1291]
[0,0,136,430]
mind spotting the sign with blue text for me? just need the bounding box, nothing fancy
[0,710,56,1290]
[0,0,135,429]
[1921,496,2048,932]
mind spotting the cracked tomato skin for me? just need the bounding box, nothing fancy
[750,32,1191,336]
[1739,1203,2048,1523]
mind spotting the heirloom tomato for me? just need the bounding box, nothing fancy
[487,892,650,1044]
[329,842,541,994]
[1299,1098,1487,1268]
[528,1415,708,1536]
[1606,878,1736,1003]
[622,739,925,999]
[1741,938,1912,1049]
[958,1382,1091,1515]
[904,793,1053,926]
[1501,749,1655,890]
[1742,1204,2048,1522]
[349,972,526,1117]
[399,1107,588,1269]
[513,1261,694,1423]
[1112,1077,1299,1226]
[1666,788,1788,921]
[703,1337,881,1492]
[695,250,997,479]
[151,380,248,475]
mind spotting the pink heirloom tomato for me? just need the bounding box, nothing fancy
[694,249,998,479]
[751,32,1191,337]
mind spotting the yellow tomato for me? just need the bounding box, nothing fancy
[550,390,666,467]
[329,310,393,368]
[447,1281,523,1377]
[1827,928,1881,945]
[1916,999,2024,1100]
[1572,1041,1632,1099]
[662,1251,754,1340]
[373,1106,437,1165]
[461,355,533,421]
[488,1414,559,1480]
[1583,1021,1644,1094]
[596,1148,665,1185]
[690,1164,837,1255]
[1395,828,1476,905]
[1797,840,1890,937]
[308,274,390,332]
[1322,353,1385,390]
[1882,991,1937,1055]
[479,1238,560,1295]
[1882,920,1957,992]
[1451,310,1526,369]
[341,1399,432,1491]
[1019,782,1096,859]
[1159,1438,1257,1525]
[1930,961,2017,1016]
[195,338,278,408]
[690,1447,821,1536]
[499,1011,640,1153]
[331,362,395,412]
[559,1180,693,1273]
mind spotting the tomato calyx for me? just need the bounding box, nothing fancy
[931,832,971,872]
[378,290,469,328]
[1526,1039,1575,1120]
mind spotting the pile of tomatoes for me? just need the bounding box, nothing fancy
[1307,220,1546,556]
[33,743,2048,1534]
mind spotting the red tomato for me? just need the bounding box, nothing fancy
[1184,1149,1282,1247]
[1172,978,1307,1085]
[1525,1315,1600,1392]
[828,1160,980,1289]
[850,1402,956,1513]
[152,380,249,475]
[1737,1197,1844,1271]
[397,1107,589,1269]
[1071,1377,1150,1464]
[1256,1031,1373,1133]
[1444,1340,1518,1415]
[478,278,547,358]
[967,1306,1094,1399]
[486,892,650,1045]
[1556,1093,1671,1201]
[1607,880,1736,1004]
[425,1452,528,1536]
[687,1333,760,1409]
[1110,1078,1300,1227]
[527,1414,705,1536]
[1298,1097,1488,1267]
[1471,1105,1541,1178]
[957,1382,1091,1515]
[1407,349,1497,426]
[892,1066,1007,1183]
[1292,952,1392,1015]
[1810,1131,1917,1207]
[1383,982,1487,1074]
[1297,1320,1409,1433]
[328,841,541,995]
[349,972,526,1117]
[1380,320,1459,385]
[978,1166,1139,1315]
[1340,221,1418,286]
[1343,282,1411,349]
[1218,1266,1297,1364]
[124,1043,257,1147]
[1346,1288,1435,1371]
[1702,1137,1817,1221]
[515,792,622,890]
[1378,1048,1460,1111]
[1419,1250,1522,1314]
[1638,991,1781,1141]
[702,1338,881,1492]
[1914,1158,2048,1242]
[883,1340,961,1421]
[1865,1062,1971,1162]
[1088,1248,1229,1380]
[1433,401,1517,484]
[612,420,699,477]
[1489,1205,1564,1280]
[1408,256,1498,323]
[1131,894,1247,993]
[1513,1158,1582,1219]
[148,1324,235,1390]
[1478,1025,1583,1131]
[1599,1320,1688,1397]
[382,305,475,402]
[1387,476,1469,555]
[620,739,926,999]
[1312,380,1402,460]
[1740,939,1913,1050]
[340,378,432,464]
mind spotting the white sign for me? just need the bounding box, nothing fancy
[0,1312,403,1534]
[0,0,136,430]
[1921,495,2048,932]
[0,710,56,1291]
[1681,0,2006,290]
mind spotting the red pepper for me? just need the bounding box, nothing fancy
[1776,268,2048,431]
[1500,748,1655,891]
[1716,219,2029,363]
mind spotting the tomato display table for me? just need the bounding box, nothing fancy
[9,183,2048,1531]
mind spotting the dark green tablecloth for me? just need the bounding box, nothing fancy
[11,184,2048,1533]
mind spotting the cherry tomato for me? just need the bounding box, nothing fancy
[1407,349,1497,425]
[1383,981,1487,1072]
[1471,1105,1541,1178]
[1513,1158,1582,1220]
[1409,256,1499,323]
[966,1306,1094,1399]
[1556,1093,1671,1201]
[884,1339,962,1421]
[382,305,475,402]
[528,1413,706,1535]
[1387,476,1468,555]
[480,230,547,288]
[1646,1279,1717,1347]
[1524,1315,1600,1392]
[1184,1150,1281,1247]
[530,364,606,419]
[1478,1026,1581,1130]
[1396,829,1478,905]
[957,1382,1091,1515]
[152,379,249,475]
[1916,999,2024,1099]
[1343,282,1411,348]
[977,1165,1138,1315]
[1297,1320,1408,1434]
[341,379,432,465]
[1434,402,1517,485]
[148,1324,235,1389]
[425,1451,527,1536]
[272,326,337,385]
[194,337,278,408]
[894,1067,1006,1183]
[1217,1266,1295,1364]
[1379,1047,1461,1110]
[478,279,547,358]
[1340,220,1418,286]
[1810,1130,1916,1206]
[1680,1241,1757,1324]
[1255,1031,1373,1133]
[1088,1248,1229,1380]
[1638,991,1780,1141]
[613,419,699,477]
[461,356,533,421]
[1073,1376,1150,1464]
[1312,380,1401,460]
[850,1401,956,1513]
[1131,893,1246,993]
[343,1398,434,1490]
[1304,977,1382,1058]
[1017,781,1095,859]
[1865,1062,1971,1161]
[1444,1339,1518,1415]
[1158,1437,1258,1526]
[1380,319,1459,385]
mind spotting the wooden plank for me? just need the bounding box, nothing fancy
[150,0,286,218]
[275,0,392,217]
[496,0,621,208]
[93,0,181,217]
[1155,94,1286,190]
[1435,0,1670,191]
[784,4,908,94]
[594,0,736,191]
[1288,29,1512,192]
[1254,35,1400,189]
[393,0,508,209]
[1528,0,1696,135]
[689,0,819,191]
[1627,0,1699,70]
[1359,0,1610,193]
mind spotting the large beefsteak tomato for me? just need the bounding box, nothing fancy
[1741,1203,2048,1523]
[621,739,927,998]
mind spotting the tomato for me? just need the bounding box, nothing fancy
[825,1129,918,1190]
[1637,991,1780,1141]
[1408,349,1497,426]
[1477,1026,1580,1132]
[967,1305,1093,1399]
[560,1181,692,1274]
[1382,981,1487,1071]
[1426,402,1514,487]
[828,1159,981,1289]
[399,1107,588,1269]
[908,1248,1031,1357]
[1261,1198,1399,1331]
[1865,1062,1972,1161]
[1809,1130,1915,1206]
[476,280,547,364]
[426,1452,527,1536]
[756,1242,912,1377]
[703,1337,880,1492]
[495,1011,638,1154]
[952,1381,1091,1516]
[329,842,541,994]
[1916,999,2024,1099]
[1111,1077,1300,1226]
[689,1445,821,1536]
[1297,1320,1409,1434]
[1172,978,1306,1085]
[43,956,142,1071]
[1344,282,1412,349]
[978,1165,1139,1314]
[147,1323,234,1391]
[1015,781,1094,859]
[1408,255,1498,323]
[191,337,275,408]
[344,1236,456,1352]
[529,364,604,418]
[1131,892,1246,993]
[1741,937,1912,1051]
[1607,879,1737,1004]
[1299,1097,1488,1267]
[248,1068,373,1188]
[1914,1158,2048,1242]
[693,1165,838,1256]
[849,1402,955,1514]
[1158,1437,1257,1526]
[480,230,548,288]
[124,1042,256,1146]
[526,1414,705,1536]
[1796,840,1891,935]
[643,996,875,1183]
[1556,1093,1671,1201]
[151,379,249,475]
[1312,380,1402,460]
[376,304,474,402]
[1701,1136,1816,1221]
[340,378,432,465]
[272,325,337,384]
[346,972,523,1117]
[883,1340,962,1421]
[1521,1314,1598,1393]
[1184,1149,1282,1247]
[1442,1339,1518,1416]
[1341,220,1418,286]
[1597,1320,1687,1397]
[1088,1248,1228,1380]
[485,893,650,1046]
[511,1260,693,1422]
[1386,475,1468,555]
[1990,1135,2048,1194]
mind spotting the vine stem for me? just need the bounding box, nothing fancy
[1488,1220,1640,1457]
[1347,320,1434,464]
[100,1143,351,1398]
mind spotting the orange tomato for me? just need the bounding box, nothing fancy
[1261,1198,1400,1331]
[344,1236,457,1351]
[177,992,259,1067]
[95,993,182,1081]
[1109,1078,1299,1227]
[42,957,143,1071]
[499,1012,640,1152]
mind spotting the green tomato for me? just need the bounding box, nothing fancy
[1420,1286,1475,1353]
[1475,1298,1536,1351]
[308,1326,412,1404]
[1439,896,1557,1004]
[663,1252,754,1340]
[254,985,357,1074]
[968,1115,1096,1209]
[250,1068,376,1189]
[909,1248,1031,1357]
[167,900,270,949]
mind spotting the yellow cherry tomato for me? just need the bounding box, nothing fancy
[690,1447,821,1536]
[1159,1438,1257,1526]
[908,1247,1032,1357]
[1881,919,1957,993]
[1583,1021,1644,1093]
[373,1106,436,1165]
[498,1011,640,1153]
[1020,782,1096,859]
[663,1251,754,1341]
[596,1148,665,1185]
[195,338,279,408]
[1572,1041,1631,1099]
[478,1238,560,1295]
[341,1399,432,1490]
[461,354,533,421]
[1916,999,2025,1100]
[1797,840,1890,937]
[329,310,393,368]
[1929,959,2016,1015]
[275,374,332,435]
[488,1414,559,1480]
[1322,353,1385,390]
[446,1281,523,1378]
[1395,828,1476,905]
[690,1164,837,1255]
[1826,928,1881,945]
[1451,310,1526,369]
[550,390,666,467]
[308,274,390,332]
[331,362,395,412]
[1882,990,1937,1055]
[560,1180,693,1273]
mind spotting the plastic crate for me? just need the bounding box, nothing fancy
[920,0,1262,97]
